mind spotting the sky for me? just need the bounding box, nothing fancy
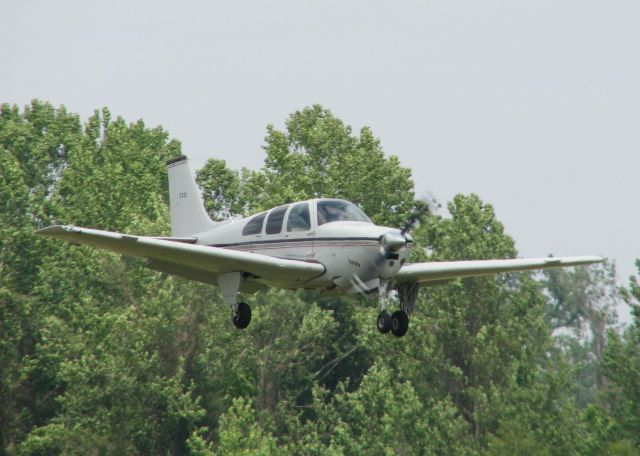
[2,1,638,318]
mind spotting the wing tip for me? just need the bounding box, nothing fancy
[35,225,77,236]
[549,255,605,266]
[583,255,605,264]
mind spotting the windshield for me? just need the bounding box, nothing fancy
[316,200,372,225]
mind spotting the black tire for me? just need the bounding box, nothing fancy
[391,310,409,337]
[377,311,392,333]
[232,302,251,329]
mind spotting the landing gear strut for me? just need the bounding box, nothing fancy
[219,272,251,330]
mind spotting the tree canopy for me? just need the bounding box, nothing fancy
[0,101,636,455]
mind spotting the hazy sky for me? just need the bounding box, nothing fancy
[2,1,638,315]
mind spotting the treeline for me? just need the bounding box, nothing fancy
[1,100,639,455]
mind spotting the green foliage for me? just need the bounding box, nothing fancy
[423,193,516,261]
[312,363,473,455]
[196,159,246,219]
[53,108,179,233]
[1,101,196,453]
[0,101,635,455]
[213,397,278,455]
[412,195,549,442]
[486,419,551,456]
[201,104,421,227]
[540,261,621,407]
[601,304,640,448]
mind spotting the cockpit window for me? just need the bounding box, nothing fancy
[265,205,289,234]
[287,203,311,232]
[316,200,371,225]
[242,212,266,236]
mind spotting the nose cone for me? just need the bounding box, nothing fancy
[380,231,406,252]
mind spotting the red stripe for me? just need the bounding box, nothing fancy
[226,244,380,251]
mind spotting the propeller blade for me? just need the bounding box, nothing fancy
[400,193,441,235]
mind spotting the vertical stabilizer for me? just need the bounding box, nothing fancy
[166,156,217,237]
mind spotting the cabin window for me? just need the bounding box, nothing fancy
[265,205,289,235]
[317,200,371,225]
[287,203,311,232]
[242,212,267,236]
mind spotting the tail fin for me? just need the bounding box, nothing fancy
[166,155,217,237]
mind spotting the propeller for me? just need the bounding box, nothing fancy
[403,191,441,233]
[380,192,440,258]
[380,230,407,253]
[347,193,441,294]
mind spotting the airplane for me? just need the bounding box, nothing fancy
[36,155,603,337]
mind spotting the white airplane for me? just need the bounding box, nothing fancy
[37,156,603,337]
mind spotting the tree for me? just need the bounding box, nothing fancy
[53,108,180,232]
[212,397,278,456]
[1,101,628,455]
[540,261,621,406]
[245,104,420,227]
[414,194,549,444]
[599,260,640,449]
[0,101,85,450]
[312,363,473,455]
[1,101,207,453]
[195,159,248,219]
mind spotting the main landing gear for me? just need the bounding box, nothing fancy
[219,272,252,330]
[376,280,410,337]
[232,301,251,329]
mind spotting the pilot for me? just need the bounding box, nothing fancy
[323,202,347,223]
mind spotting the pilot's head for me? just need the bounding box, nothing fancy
[326,203,346,221]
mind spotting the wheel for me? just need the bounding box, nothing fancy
[232,302,251,329]
[377,311,392,333]
[391,310,409,337]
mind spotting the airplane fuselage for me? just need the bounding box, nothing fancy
[195,199,413,293]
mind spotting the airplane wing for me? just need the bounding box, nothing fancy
[395,255,603,285]
[36,225,325,287]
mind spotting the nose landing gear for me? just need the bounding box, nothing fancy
[377,311,392,333]
[390,310,409,337]
[376,279,410,338]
